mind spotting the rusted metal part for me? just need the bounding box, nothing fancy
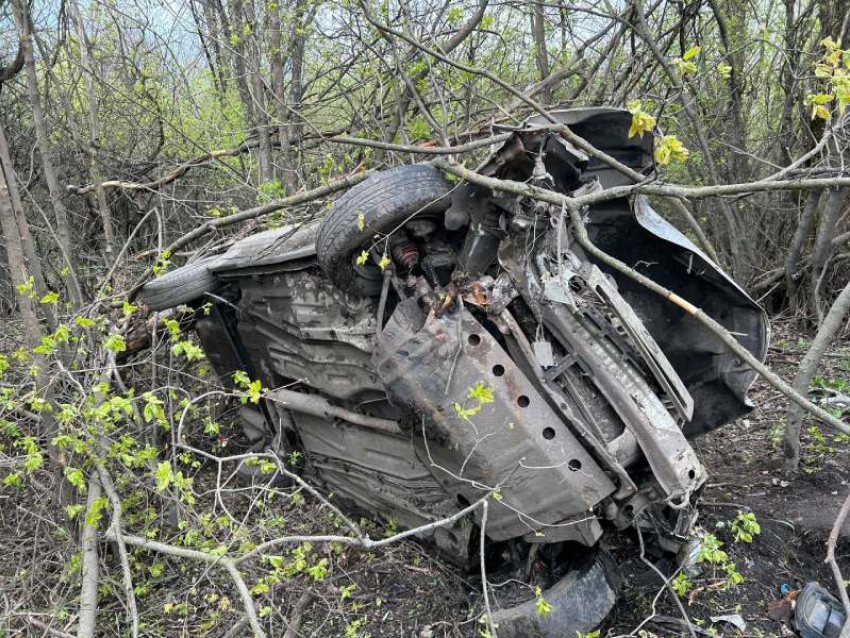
[542,302,704,501]
[375,302,616,540]
[265,387,402,435]
[583,264,694,423]
[495,308,637,501]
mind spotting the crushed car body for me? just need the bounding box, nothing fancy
[141,107,769,635]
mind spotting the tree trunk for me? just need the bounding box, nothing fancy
[783,277,850,471]
[287,0,308,189]
[78,478,103,638]
[0,122,52,320]
[242,0,273,184]
[10,0,84,308]
[530,4,551,103]
[785,189,821,310]
[69,0,116,261]
[809,186,848,319]
[0,149,43,347]
[0,134,70,507]
[224,0,272,185]
[268,5,292,187]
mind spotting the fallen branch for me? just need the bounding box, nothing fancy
[752,230,850,293]
[18,614,76,638]
[479,499,497,638]
[66,138,273,195]
[102,531,267,638]
[67,132,509,196]
[97,464,140,638]
[636,522,697,638]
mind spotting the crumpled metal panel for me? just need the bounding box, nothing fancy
[235,269,382,400]
[374,302,616,541]
[211,220,319,272]
[584,264,694,423]
[587,196,769,437]
[284,409,472,564]
[542,302,704,500]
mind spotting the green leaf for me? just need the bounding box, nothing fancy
[3,472,23,488]
[64,467,87,494]
[104,334,127,354]
[467,382,494,405]
[16,276,34,297]
[655,135,690,165]
[355,250,370,266]
[39,291,60,305]
[626,101,656,138]
[154,461,174,492]
[682,46,701,60]
[535,587,553,617]
[673,58,698,76]
[233,370,251,388]
[809,93,835,105]
[142,393,166,424]
[75,316,96,329]
[66,504,85,519]
[172,340,205,361]
[246,380,262,404]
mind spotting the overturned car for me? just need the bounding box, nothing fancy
[141,107,768,635]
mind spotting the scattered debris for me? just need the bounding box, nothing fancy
[710,612,747,632]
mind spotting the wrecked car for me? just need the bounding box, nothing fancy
[141,107,769,635]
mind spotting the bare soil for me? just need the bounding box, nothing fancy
[600,324,850,637]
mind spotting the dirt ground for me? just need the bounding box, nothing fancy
[1,323,848,637]
[599,324,850,637]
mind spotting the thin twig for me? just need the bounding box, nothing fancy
[826,489,850,615]
[636,523,697,638]
[479,499,497,638]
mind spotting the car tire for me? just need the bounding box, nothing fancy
[140,257,220,311]
[316,164,453,294]
[490,549,621,638]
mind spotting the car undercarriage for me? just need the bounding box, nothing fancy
[141,107,769,635]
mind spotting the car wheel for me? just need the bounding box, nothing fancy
[316,164,453,295]
[140,256,221,311]
[490,549,621,638]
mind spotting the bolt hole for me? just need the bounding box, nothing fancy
[468,334,481,346]
[542,427,555,440]
[688,469,696,480]
[517,395,530,408]
[568,459,582,472]
[492,364,505,377]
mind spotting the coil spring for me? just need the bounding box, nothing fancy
[391,242,419,269]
